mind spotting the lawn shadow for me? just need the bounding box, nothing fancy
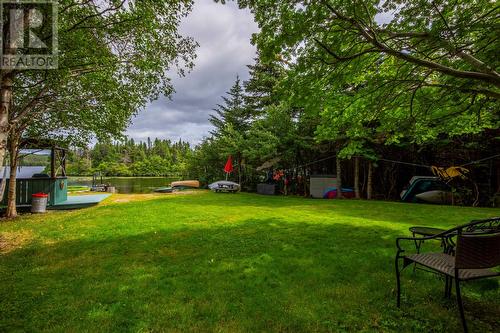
[1,217,498,332]
[167,192,500,229]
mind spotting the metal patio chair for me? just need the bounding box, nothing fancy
[395,217,500,333]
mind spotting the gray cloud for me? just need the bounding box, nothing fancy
[126,0,258,146]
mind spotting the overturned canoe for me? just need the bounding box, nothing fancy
[154,187,175,193]
[415,190,453,205]
[209,181,240,193]
[171,180,200,188]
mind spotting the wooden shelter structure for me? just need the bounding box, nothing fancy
[1,139,109,210]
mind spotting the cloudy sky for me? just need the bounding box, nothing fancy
[126,0,258,146]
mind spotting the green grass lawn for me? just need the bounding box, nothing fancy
[67,185,91,193]
[1,192,499,332]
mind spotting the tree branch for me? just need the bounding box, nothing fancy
[314,38,377,61]
[11,86,49,123]
[65,0,128,33]
[320,1,500,87]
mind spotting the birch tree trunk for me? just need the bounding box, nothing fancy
[0,156,8,203]
[6,134,19,218]
[336,157,343,199]
[354,157,360,199]
[0,75,13,178]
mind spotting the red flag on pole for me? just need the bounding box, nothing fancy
[224,155,234,174]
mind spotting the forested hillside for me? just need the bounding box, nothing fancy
[66,138,192,177]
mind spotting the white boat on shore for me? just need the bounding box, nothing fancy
[415,190,453,205]
[208,181,240,193]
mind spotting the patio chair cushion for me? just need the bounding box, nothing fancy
[405,253,500,280]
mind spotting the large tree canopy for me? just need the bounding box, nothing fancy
[225,0,499,147]
[1,0,198,217]
[7,0,197,144]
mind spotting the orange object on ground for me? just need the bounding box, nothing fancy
[171,180,200,188]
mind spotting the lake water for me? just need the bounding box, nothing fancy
[68,177,180,194]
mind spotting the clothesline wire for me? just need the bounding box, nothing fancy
[294,155,337,170]
[270,153,500,173]
[379,154,500,169]
[460,154,500,167]
[378,158,429,168]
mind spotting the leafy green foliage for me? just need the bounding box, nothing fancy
[226,0,499,153]
[10,0,198,147]
[67,138,192,177]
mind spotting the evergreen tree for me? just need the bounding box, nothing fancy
[244,56,283,115]
[209,76,249,137]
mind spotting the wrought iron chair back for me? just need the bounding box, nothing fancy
[464,217,500,233]
[455,232,500,269]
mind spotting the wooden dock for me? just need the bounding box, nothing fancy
[49,194,111,210]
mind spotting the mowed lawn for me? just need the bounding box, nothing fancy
[1,192,499,332]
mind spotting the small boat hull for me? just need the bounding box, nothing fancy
[209,181,240,193]
[400,176,449,202]
[171,180,200,188]
[154,187,175,193]
[415,190,453,205]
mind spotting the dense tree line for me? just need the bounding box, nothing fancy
[189,0,499,205]
[67,138,192,177]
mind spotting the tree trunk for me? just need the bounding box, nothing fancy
[0,74,13,177]
[354,157,360,199]
[238,155,242,187]
[0,155,8,202]
[6,135,19,218]
[303,168,308,197]
[367,161,373,200]
[238,164,242,186]
[336,157,343,198]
